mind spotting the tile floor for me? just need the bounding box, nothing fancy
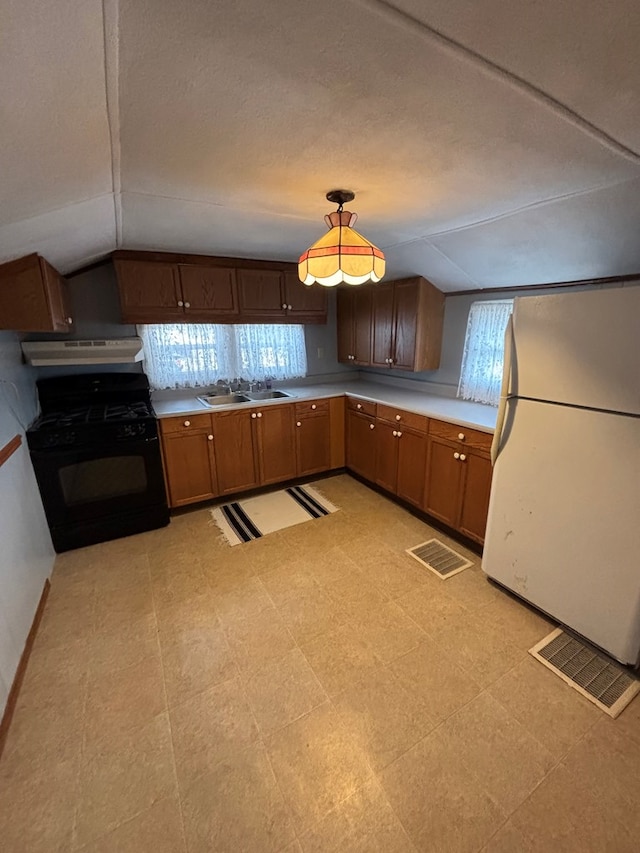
[1,474,639,852]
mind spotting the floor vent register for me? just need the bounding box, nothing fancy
[406,539,473,580]
[530,628,640,718]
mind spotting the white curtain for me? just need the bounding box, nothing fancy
[457,300,513,406]
[139,323,308,389]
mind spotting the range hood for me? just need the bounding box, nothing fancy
[22,338,144,366]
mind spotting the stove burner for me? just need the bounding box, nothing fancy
[34,402,153,429]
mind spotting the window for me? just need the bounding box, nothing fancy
[139,324,308,390]
[457,300,513,406]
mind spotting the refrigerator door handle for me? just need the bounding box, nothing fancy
[491,314,514,465]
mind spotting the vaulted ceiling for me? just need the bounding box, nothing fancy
[2,0,640,291]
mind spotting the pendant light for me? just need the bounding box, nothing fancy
[298,190,385,287]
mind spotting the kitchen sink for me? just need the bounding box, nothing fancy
[197,393,251,406]
[245,390,295,400]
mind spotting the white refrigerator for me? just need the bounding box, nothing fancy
[482,284,640,665]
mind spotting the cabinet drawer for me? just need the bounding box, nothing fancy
[346,397,377,417]
[428,419,492,454]
[160,413,212,434]
[295,399,330,417]
[377,404,427,433]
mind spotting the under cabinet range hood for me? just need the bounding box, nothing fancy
[21,338,144,366]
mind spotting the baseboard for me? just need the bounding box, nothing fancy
[0,578,50,761]
[346,470,483,557]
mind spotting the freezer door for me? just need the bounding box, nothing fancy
[510,285,640,415]
[483,398,640,664]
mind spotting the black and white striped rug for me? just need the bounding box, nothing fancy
[211,485,338,546]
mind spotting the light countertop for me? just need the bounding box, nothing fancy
[152,380,497,433]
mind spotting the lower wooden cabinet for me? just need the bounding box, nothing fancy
[346,409,377,481]
[295,400,331,476]
[254,405,297,485]
[212,409,260,495]
[159,398,492,545]
[424,420,493,544]
[458,452,493,543]
[374,409,428,509]
[160,415,217,507]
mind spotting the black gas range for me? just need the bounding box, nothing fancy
[27,373,169,552]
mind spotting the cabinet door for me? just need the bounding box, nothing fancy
[256,405,297,485]
[283,272,327,318]
[179,265,239,317]
[212,410,259,494]
[40,258,73,331]
[392,279,419,370]
[162,431,216,507]
[346,411,377,481]
[295,413,331,476]
[458,452,492,544]
[396,428,428,508]
[0,254,71,332]
[237,269,285,316]
[424,436,462,527]
[115,260,183,322]
[371,283,394,367]
[375,420,399,493]
[336,288,354,364]
[353,286,373,365]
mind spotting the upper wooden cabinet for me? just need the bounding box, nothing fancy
[114,260,183,322]
[113,251,327,324]
[178,265,239,317]
[237,269,285,316]
[0,253,73,332]
[372,276,445,371]
[237,269,327,320]
[283,272,327,317]
[337,286,373,365]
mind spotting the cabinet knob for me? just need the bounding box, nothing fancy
[288,304,292,310]
[311,404,316,410]
[458,432,465,440]
[296,421,302,427]
[257,412,262,418]
[393,430,398,437]
[454,451,460,459]
[183,420,191,427]
[207,434,213,440]
[397,431,402,437]
[184,301,191,308]
[369,423,375,430]
[251,413,257,419]
[177,300,184,307]
[395,414,401,421]
[66,316,73,324]
[460,453,466,461]
[282,303,287,309]
[357,403,362,410]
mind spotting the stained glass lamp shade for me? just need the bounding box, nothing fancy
[299,208,385,287]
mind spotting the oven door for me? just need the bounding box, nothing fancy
[30,436,168,529]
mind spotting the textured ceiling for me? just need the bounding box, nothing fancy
[1,0,640,290]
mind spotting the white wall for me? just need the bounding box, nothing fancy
[0,333,55,714]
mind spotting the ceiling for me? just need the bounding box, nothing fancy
[2,0,640,291]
